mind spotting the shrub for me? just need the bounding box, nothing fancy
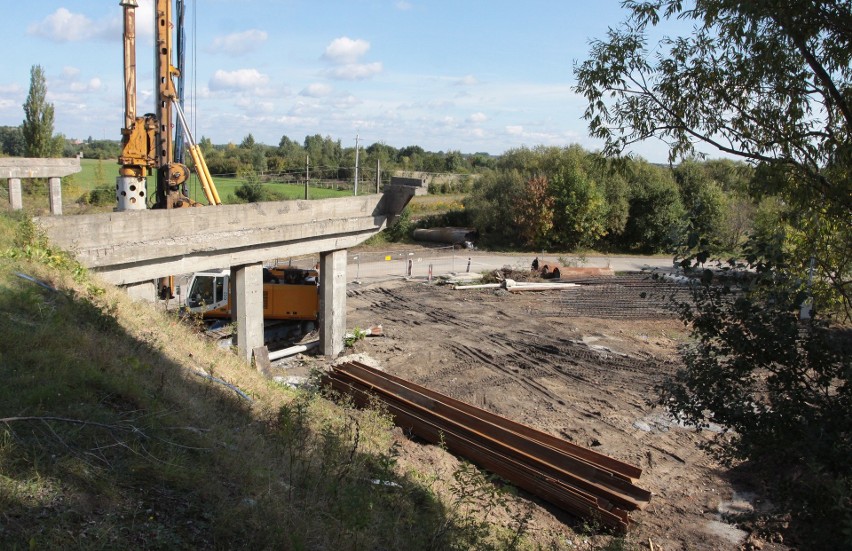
[78,185,115,207]
[661,265,852,548]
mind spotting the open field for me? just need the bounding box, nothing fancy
[43,158,353,210]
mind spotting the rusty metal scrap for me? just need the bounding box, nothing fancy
[539,264,615,279]
[324,361,650,532]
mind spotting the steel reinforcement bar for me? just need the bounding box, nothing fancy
[325,361,651,532]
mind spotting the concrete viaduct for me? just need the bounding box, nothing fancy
[12,156,415,363]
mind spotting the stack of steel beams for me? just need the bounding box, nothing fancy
[324,361,651,532]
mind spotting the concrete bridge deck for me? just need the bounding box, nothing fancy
[35,185,415,362]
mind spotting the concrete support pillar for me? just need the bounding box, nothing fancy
[124,280,157,302]
[319,249,347,357]
[8,178,22,210]
[232,263,264,363]
[47,177,62,215]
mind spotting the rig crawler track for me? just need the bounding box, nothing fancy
[325,361,651,532]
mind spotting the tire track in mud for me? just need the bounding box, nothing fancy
[354,286,481,332]
[349,282,678,437]
[348,280,745,550]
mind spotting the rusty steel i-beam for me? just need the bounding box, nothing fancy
[325,361,651,532]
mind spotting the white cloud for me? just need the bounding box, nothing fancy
[208,29,268,56]
[504,124,563,144]
[135,0,155,40]
[321,36,382,80]
[27,8,121,42]
[51,66,105,99]
[332,95,362,109]
[456,75,479,86]
[28,8,90,41]
[209,69,270,91]
[69,78,103,93]
[288,101,319,117]
[427,100,455,110]
[323,37,371,64]
[0,84,23,95]
[300,83,333,98]
[236,97,274,114]
[395,1,413,10]
[327,62,383,81]
[467,112,488,123]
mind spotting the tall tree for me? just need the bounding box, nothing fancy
[577,2,852,544]
[575,0,851,307]
[239,133,256,149]
[575,1,851,216]
[22,65,57,158]
[464,170,525,245]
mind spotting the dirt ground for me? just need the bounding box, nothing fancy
[286,273,789,550]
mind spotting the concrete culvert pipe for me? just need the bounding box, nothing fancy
[413,227,477,245]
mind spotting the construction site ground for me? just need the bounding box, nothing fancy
[281,272,788,551]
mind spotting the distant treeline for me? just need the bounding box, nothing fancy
[446,145,773,257]
[0,126,492,190]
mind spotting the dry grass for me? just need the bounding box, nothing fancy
[0,208,536,550]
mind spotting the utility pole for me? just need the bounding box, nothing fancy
[376,158,381,193]
[354,133,360,196]
[305,154,309,200]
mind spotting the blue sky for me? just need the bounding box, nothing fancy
[0,0,676,160]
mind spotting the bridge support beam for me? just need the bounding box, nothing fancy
[231,263,264,363]
[1,158,81,213]
[319,249,347,357]
[48,177,62,215]
[8,178,22,210]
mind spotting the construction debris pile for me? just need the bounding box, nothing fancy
[325,361,651,532]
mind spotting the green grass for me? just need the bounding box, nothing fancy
[66,159,352,207]
[0,209,538,549]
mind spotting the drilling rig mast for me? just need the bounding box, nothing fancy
[117,0,220,212]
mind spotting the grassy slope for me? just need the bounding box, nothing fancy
[0,207,528,550]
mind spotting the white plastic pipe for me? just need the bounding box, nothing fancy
[269,340,319,361]
[453,283,502,290]
[505,284,579,292]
